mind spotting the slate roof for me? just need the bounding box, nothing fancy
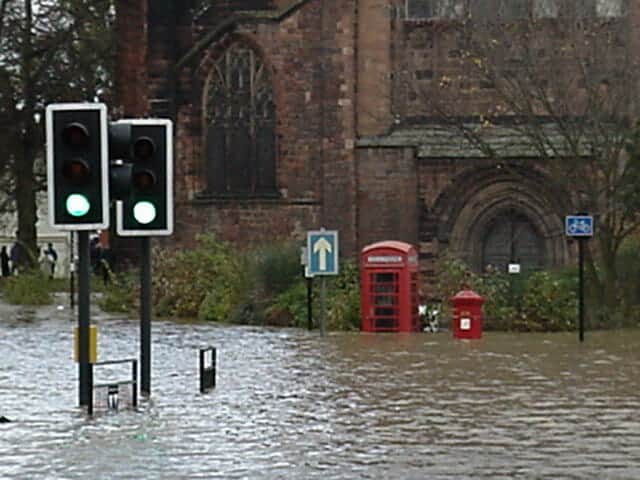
[356,124,586,159]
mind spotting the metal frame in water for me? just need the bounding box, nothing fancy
[88,358,138,416]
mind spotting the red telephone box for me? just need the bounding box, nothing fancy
[450,289,485,339]
[360,241,420,333]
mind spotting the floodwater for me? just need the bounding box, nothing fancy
[0,299,639,479]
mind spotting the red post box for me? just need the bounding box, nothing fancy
[360,241,420,333]
[450,289,485,339]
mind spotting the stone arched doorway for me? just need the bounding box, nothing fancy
[480,208,545,272]
[429,164,569,273]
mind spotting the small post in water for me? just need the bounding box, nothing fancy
[199,347,216,393]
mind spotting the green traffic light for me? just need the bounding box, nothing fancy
[66,194,90,217]
[133,201,156,224]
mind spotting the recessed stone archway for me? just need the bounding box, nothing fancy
[430,164,569,273]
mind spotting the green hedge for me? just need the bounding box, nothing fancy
[432,255,578,332]
[98,234,640,332]
[0,269,53,305]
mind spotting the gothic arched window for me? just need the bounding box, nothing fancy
[204,43,277,195]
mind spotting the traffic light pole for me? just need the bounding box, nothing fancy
[69,232,75,309]
[578,237,585,343]
[78,231,92,406]
[140,237,152,396]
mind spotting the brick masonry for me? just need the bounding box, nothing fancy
[115,0,640,293]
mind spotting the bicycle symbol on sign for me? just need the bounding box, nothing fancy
[565,216,594,237]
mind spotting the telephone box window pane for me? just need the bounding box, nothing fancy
[374,272,397,283]
[375,307,397,317]
[375,318,398,329]
[373,284,398,293]
[374,296,398,306]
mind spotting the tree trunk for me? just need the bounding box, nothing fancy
[13,145,37,268]
[15,0,38,268]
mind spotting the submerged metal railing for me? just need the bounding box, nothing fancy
[88,358,138,416]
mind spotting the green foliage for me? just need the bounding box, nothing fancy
[593,235,640,329]
[251,242,302,297]
[479,271,517,330]
[265,281,308,327]
[153,234,245,321]
[326,260,361,331]
[434,255,578,332]
[519,270,577,331]
[146,236,361,331]
[1,269,52,305]
[229,241,303,325]
[98,272,138,314]
[431,254,480,322]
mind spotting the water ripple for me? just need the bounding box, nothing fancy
[0,314,639,479]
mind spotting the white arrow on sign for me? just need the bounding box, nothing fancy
[313,237,332,271]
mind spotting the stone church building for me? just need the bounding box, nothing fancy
[114,0,635,287]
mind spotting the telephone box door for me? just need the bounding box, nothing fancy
[367,271,400,331]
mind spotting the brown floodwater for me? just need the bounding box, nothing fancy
[0,301,639,479]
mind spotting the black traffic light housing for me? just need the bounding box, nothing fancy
[46,103,109,230]
[114,119,174,236]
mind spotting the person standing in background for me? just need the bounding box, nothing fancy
[10,238,23,275]
[0,246,9,277]
[44,243,58,279]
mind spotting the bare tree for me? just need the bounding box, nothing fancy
[401,4,640,307]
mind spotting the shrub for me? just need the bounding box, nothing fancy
[98,272,138,314]
[326,260,361,331]
[519,269,577,331]
[229,241,305,325]
[251,242,302,298]
[478,271,517,331]
[265,280,308,327]
[1,269,53,305]
[433,255,580,332]
[612,237,640,327]
[152,234,245,320]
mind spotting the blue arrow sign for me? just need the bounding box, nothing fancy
[307,230,339,276]
[565,215,594,237]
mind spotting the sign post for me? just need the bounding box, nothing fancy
[306,229,339,336]
[300,247,313,330]
[565,215,594,342]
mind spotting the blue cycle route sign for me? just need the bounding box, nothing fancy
[307,230,339,276]
[565,215,594,237]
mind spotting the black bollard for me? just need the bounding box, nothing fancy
[199,347,216,393]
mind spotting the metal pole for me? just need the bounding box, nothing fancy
[320,277,326,337]
[307,277,313,330]
[78,231,91,406]
[87,363,93,416]
[69,232,75,309]
[140,237,152,396]
[199,348,205,394]
[132,359,138,407]
[579,237,585,342]
[212,347,217,389]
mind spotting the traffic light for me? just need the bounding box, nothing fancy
[115,119,173,236]
[46,103,109,230]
